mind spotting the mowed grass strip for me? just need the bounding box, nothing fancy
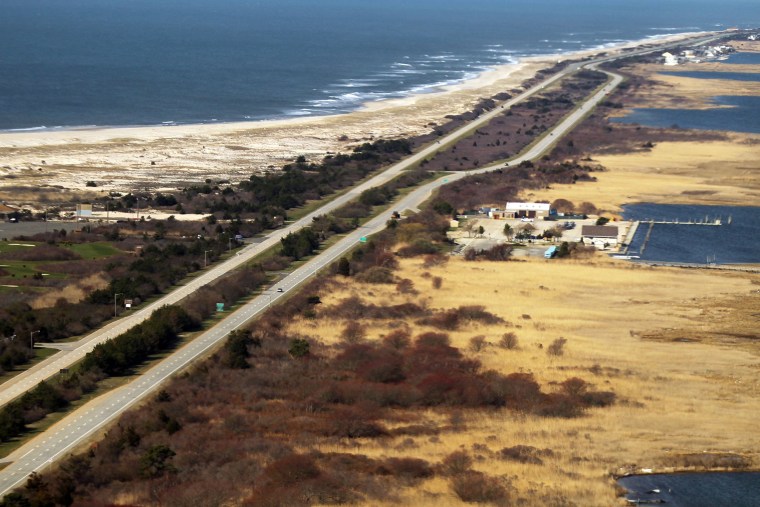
[63,241,123,260]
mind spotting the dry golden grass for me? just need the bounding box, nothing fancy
[30,273,109,309]
[625,66,760,111]
[287,256,760,505]
[526,136,760,212]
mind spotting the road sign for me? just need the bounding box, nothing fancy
[124,299,133,309]
[216,302,225,312]
[443,178,448,183]
[359,236,367,243]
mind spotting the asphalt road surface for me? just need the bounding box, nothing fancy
[0,33,722,497]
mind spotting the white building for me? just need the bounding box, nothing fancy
[504,202,551,219]
[581,225,619,249]
[662,52,678,66]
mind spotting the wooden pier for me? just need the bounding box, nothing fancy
[629,217,726,256]
[648,218,723,226]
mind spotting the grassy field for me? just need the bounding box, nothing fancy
[63,241,122,260]
[285,255,759,505]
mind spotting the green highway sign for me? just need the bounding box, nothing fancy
[359,236,367,243]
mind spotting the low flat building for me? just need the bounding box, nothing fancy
[0,203,20,221]
[504,202,552,219]
[581,225,619,249]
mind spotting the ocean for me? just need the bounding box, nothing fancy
[1,0,759,131]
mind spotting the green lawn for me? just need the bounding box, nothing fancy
[0,260,68,281]
[64,242,122,260]
[0,241,39,254]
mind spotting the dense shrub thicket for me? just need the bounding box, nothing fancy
[1,315,614,505]
[0,306,198,443]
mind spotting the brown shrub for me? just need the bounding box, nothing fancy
[560,377,588,397]
[536,393,584,418]
[432,276,443,289]
[442,451,473,475]
[581,390,616,407]
[414,332,451,348]
[481,243,513,261]
[498,332,519,350]
[355,266,396,284]
[341,321,367,344]
[578,201,597,215]
[396,278,417,294]
[382,457,434,480]
[326,406,388,439]
[499,445,553,465]
[490,372,543,409]
[468,335,488,352]
[422,253,448,268]
[421,309,461,330]
[547,337,567,356]
[263,453,321,487]
[458,305,503,324]
[451,471,510,504]
[382,328,411,349]
[396,239,439,258]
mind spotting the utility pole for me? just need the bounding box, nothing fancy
[114,292,123,317]
[30,330,40,350]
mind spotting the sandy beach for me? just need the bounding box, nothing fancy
[0,32,713,204]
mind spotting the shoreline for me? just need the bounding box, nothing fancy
[0,30,726,202]
[0,31,715,147]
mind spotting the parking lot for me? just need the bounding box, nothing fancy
[449,214,633,255]
[0,221,85,240]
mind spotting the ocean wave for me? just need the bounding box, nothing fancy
[4,126,52,132]
[335,79,378,88]
[425,54,461,61]
[648,26,702,31]
[283,109,313,116]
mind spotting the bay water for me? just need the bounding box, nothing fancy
[623,203,760,264]
[619,472,760,507]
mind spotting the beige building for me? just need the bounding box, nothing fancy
[581,225,619,249]
[504,202,551,219]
